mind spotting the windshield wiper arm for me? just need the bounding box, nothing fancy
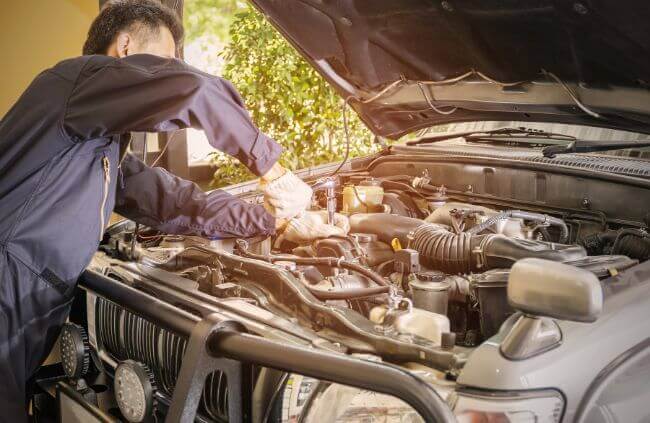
[407,126,574,146]
[542,140,650,158]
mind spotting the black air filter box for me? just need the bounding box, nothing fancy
[470,269,512,340]
[470,255,638,340]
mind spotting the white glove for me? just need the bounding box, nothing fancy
[279,211,350,244]
[261,170,313,219]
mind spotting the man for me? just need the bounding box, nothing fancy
[0,0,347,419]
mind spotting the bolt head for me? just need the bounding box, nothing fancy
[573,2,588,14]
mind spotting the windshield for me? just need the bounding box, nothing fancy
[415,121,650,160]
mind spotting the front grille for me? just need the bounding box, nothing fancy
[95,297,228,421]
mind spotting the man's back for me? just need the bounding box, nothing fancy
[0,57,85,235]
[0,56,121,287]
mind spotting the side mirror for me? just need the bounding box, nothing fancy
[501,258,603,360]
[508,258,603,323]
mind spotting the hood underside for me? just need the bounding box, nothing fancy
[252,0,650,138]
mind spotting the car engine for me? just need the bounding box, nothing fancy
[59,171,647,422]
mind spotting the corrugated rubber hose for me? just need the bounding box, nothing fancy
[411,223,585,274]
[411,224,473,274]
[612,229,650,260]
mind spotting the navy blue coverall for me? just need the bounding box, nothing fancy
[0,54,281,420]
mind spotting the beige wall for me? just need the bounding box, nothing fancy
[0,0,98,115]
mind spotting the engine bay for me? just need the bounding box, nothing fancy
[79,169,648,421]
[100,172,645,340]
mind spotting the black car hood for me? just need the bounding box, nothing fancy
[251,0,650,138]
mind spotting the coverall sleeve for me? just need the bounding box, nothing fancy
[63,54,282,176]
[114,153,276,239]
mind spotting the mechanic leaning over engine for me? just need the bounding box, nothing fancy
[0,1,348,420]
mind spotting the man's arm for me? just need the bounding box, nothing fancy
[115,153,275,239]
[63,54,282,176]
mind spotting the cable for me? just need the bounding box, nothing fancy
[136,232,164,241]
[130,223,139,260]
[417,82,457,115]
[357,70,525,104]
[330,97,352,176]
[235,240,392,287]
[150,131,180,167]
[421,70,524,88]
[420,70,476,86]
[142,132,148,166]
[356,69,604,123]
[474,71,525,87]
[542,70,602,119]
[358,79,404,104]
[351,184,370,211]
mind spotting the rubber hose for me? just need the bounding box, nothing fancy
[411,224,473,274]
[236,246,391,287]
[467,210,569,243]
[612,229,650,259]
[306,285,391,300]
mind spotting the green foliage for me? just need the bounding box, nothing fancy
[187,5,377,188]
[183,0,241,43]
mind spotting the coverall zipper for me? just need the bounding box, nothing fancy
[100,156,111,241]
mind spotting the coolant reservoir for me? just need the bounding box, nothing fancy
[342,179,384,214]
[369,305,450,346]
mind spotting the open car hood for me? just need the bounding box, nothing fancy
[251,0,650,138]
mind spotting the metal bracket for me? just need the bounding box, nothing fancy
[165,315,253,423]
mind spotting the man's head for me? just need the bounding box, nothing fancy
[83,0,183,59]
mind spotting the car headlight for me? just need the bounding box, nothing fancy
[279,374,564,423]
[450,389,565,423]
[300,383,425,422]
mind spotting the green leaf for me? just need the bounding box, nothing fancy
[187,4,378,188]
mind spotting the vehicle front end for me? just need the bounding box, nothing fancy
[33,1,650,422]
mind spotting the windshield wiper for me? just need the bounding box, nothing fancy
[406,127,575,146]
[542,140,650,158]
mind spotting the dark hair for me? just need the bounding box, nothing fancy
[83,0,183,55]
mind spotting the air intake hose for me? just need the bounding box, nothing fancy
[412,223,585,273]
[349,214,585,273]
[411,224,474,274]
[611,229,650,260]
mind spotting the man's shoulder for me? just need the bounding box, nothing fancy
[117,54,203,76]
[47,55,116,82]
[48,54,215,86]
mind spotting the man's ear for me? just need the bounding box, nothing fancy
[115,32,132,58]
